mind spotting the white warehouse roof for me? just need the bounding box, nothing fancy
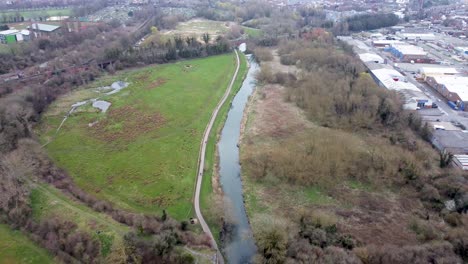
[371,68,432,109]
[0,29,19,35]
[373,39,404,45]
[28,23,60,32]
[358,53,384,63]
[398,32,436,40]
[391,44,427,56]
[420,67,459,75]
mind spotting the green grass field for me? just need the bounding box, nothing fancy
[242,26,263,38]
[143,19,229,47]
[1,8,71,20]
[0,224,54,264]
[0,44,11,54]
[37,54,237,221]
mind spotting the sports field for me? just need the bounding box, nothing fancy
[37,54,237,220]
[0,224,53,264]
[1,8,71,20]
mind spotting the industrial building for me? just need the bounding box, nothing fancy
[28,23,61,37]
[372,39,404,48]
[396,32,436,41]
[453,155,468,170]
[358,53,385,64]
[420,67,459,80]
[425,75,468,110]
[385,44,429,62]
[0,29,19,44]
[370,67,433,110]
[0,29,31,44]
[432,130,468,154]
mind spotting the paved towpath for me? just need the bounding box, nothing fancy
[193,50,240,264]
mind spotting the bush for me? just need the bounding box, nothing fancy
[254,48,273,62]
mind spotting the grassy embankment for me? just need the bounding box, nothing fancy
[0,224,54,264]
[199,52,248,242]
[37,54,237,221]
[242,26,263,38]
[30,183,130,260]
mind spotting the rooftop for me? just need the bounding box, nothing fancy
[391,44,427,56]
[371,68,432,109]
[358,53,384,63]
[28,23,61,32]
[0,29,19,35]
[433,130,468,154]
[454,155,468,170]
[420,67,459,75]
[372,39,404,45]
[432,75,468,101]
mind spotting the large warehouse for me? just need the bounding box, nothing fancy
[358,53,385,64]
[426,75,468,111]
[420,67,459,80]
[396,32,436,41]
[370,67,432,110]
[385,44,429,62]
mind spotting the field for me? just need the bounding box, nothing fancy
[1,8,71,20]
[37,54,237,221]
[166,19,230,38]
[242,26,263,38]
[0,224,54,264]
[143,19,230,46]
[0,44,10,54]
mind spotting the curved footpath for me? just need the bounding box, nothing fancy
[194,50,240,264]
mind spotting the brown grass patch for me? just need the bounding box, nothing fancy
[89,105,165,142]
[247,84,312,139]
[332,187,422,246]
[147,78,167,90]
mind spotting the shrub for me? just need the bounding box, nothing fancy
[254,48,273,62]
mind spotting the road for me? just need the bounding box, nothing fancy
[193,49,240,264]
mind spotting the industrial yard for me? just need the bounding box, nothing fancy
[341,19,468,170]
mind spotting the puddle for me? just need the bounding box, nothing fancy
[92,100,111,113]
[105,81,129,95]
[54,81,129,135]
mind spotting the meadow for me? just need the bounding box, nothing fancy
[37,54,237,221]
[1,8,71,20]
[0,224,53,264]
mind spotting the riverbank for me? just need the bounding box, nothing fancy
[199,53,248,244]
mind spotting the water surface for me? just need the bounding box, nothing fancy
[218,55,259,263]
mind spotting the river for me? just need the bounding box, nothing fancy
[218,54,259,263]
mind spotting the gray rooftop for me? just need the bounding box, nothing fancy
[432,130,468,154]
[28,23,61,32]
